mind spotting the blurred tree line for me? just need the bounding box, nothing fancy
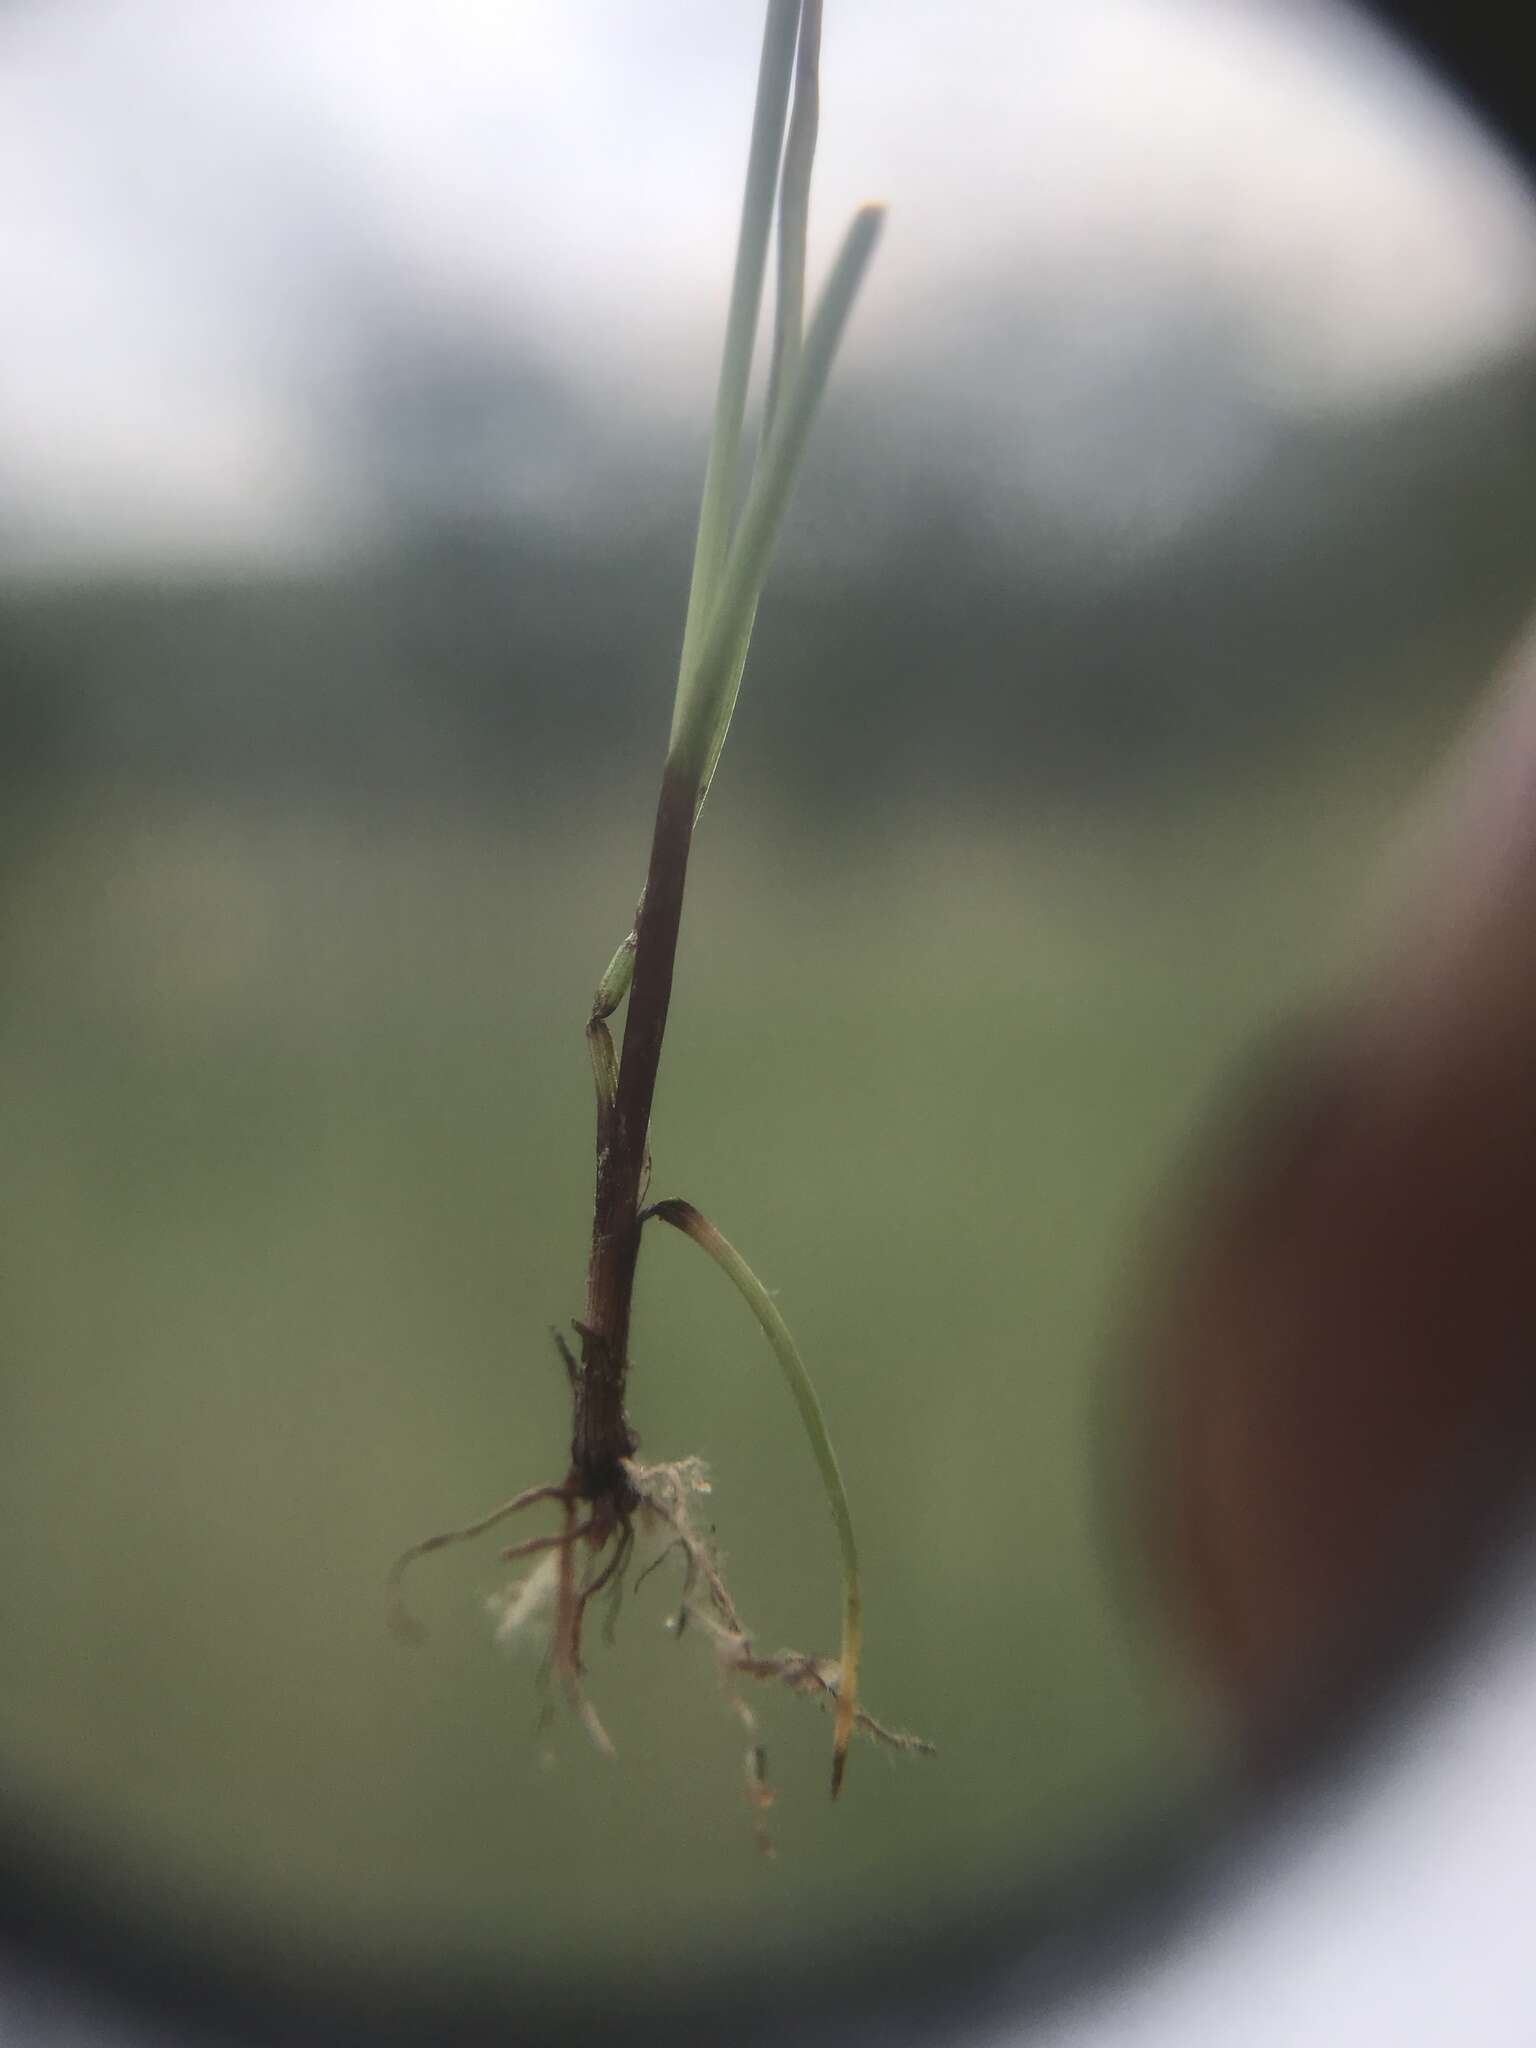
[4,322,1535,823]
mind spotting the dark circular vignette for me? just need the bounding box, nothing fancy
[5,1490,1536,2048]
[4,3,1535,2043]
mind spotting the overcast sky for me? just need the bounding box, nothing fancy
[3,0,1536,573]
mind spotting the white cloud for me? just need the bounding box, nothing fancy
[2,0,1533,571]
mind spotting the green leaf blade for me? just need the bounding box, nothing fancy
[674,0,803,706]
[647,1196,864,1797]
[669,202,885,798]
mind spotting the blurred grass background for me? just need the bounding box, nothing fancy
[0,695,1486,1997]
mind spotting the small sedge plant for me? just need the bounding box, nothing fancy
[389,0,930,1825]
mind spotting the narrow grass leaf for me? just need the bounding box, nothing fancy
[647,1197,864,1797]
[691,0,824,824]
[673,0,802,712]
[669,203,884,797]
[764,0,822,440]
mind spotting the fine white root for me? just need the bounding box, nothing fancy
[404,1450,931,1843]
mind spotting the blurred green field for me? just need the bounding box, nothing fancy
[0,731,1451,2000]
